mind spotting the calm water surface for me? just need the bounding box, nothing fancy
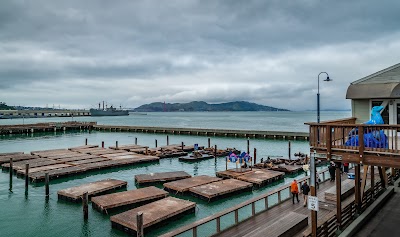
[0,111,347,237]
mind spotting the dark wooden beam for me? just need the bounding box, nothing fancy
[335,162,342,229]
[355,164,361,213]
[371,166,375,198]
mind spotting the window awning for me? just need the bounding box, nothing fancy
[346,82,400,99]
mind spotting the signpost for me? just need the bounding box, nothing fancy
[308,196,319,211]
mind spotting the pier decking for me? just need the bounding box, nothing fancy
[0,121,95,135]
[189,179,253,201]
[57,179,127,202]
[92,186,168,213]
[163,175,222,193]
[110,197,196,235]
[94,124,309,140]
[269,164,304,174]
[216,168,254,178]
[135,171,192,184]
[0,153,38,165]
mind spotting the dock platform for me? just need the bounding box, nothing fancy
[189,179,253,201]
[269,164,304,174]
[57,179,127,202]
[135,171,191,185]
[216,168,253,179]
[110,197,196,236]
[236,169,285,187]
[91,186,168,213]
[0,153,39,165]
[163,175,222,193]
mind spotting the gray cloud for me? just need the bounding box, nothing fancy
[0,0,399,110]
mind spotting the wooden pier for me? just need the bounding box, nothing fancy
[163,175,222,193]
[0,153,38,165]
[57,179,127,202]
[110,197,196,235]
[91,186,168,213]
[94,124,309,140]
[135,171,192,185]
[189,179,253,201]
[216,168,254,179]
[0,121,96,135]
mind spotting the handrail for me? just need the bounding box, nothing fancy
[161,168,330,237]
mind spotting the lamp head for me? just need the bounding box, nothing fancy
[324,76,332,82]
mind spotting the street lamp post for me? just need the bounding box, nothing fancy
[312,72,332,237]
[317,72,332,123]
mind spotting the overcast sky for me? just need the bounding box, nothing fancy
[1,0,399,110]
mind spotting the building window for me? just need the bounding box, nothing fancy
[371,101,389,124]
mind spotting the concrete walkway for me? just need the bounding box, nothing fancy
[353,184,400,237]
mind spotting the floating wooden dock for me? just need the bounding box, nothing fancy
[189,179,253,201]
[91,186,168,213]
[29,166,87,181]
[178,153,214,162]
[216,168,254,179]
[0,153,38,165]
[135,171,192,184]
[163,175,222,193]
[236,169,285,187]
[110,197,196,235]
[269,164,304,174]
[57,179,127,202]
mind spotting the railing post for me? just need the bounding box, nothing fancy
[235,210,238,224]
[137,212,143,237]
[193,226,197,237]
[326,125,332,160]
[335,162,342,231]
[278,191,281,203]
[358,125,364,163]
[355,164,361,214]
[371,166,375,199]
[252,202,256,216]
[265,197,269,210]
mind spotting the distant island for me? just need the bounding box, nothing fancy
[133,101,289,112]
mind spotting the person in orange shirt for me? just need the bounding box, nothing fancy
[291,179,300,204]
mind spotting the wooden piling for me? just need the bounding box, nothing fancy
[208,138,211,148]
[45,173,50,196]
[181,142,184,151]
[145,147,148,155]
[288,141,291,160]
[25,163,29,189]
[116,141,119,149]
[9,158,13,180]
[167,135,169,146]
[136,212,144,237]
[85,138,88,145]
[155,139,158,148]
[135,137,138,145]
[214,145,217,159]
[83,192,89,220]
[253,148,257,166]
[247,138,250,154]
[102,141,104,148]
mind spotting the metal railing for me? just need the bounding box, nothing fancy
[160,168,330,237]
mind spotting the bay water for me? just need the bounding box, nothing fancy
[0,111,350,237]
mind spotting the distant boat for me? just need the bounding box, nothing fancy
[90,102,129,117]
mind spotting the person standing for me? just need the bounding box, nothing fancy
[301,181,311,207]
[343,163,349,173]
[328,163,336,181]
[291,179,300,204]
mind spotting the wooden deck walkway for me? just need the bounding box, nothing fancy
[215,179,344,237]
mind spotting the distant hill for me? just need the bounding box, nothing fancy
[133,101,289,112]
[0,102,15,110]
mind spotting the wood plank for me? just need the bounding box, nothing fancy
[324,179,355,202]
[57,179,127,202]
[216,168,253,179]
[0,154,39,165]
[135,171,191,184]
[92,186,168,213]
[17,164,72,175]
[110,197,196,235]
[29,166,87,181]
[163,175,222,193]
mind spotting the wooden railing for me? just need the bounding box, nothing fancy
[307,123,400,166]
[160,168,330,237]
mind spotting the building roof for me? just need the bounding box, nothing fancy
[347,63,400,99]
